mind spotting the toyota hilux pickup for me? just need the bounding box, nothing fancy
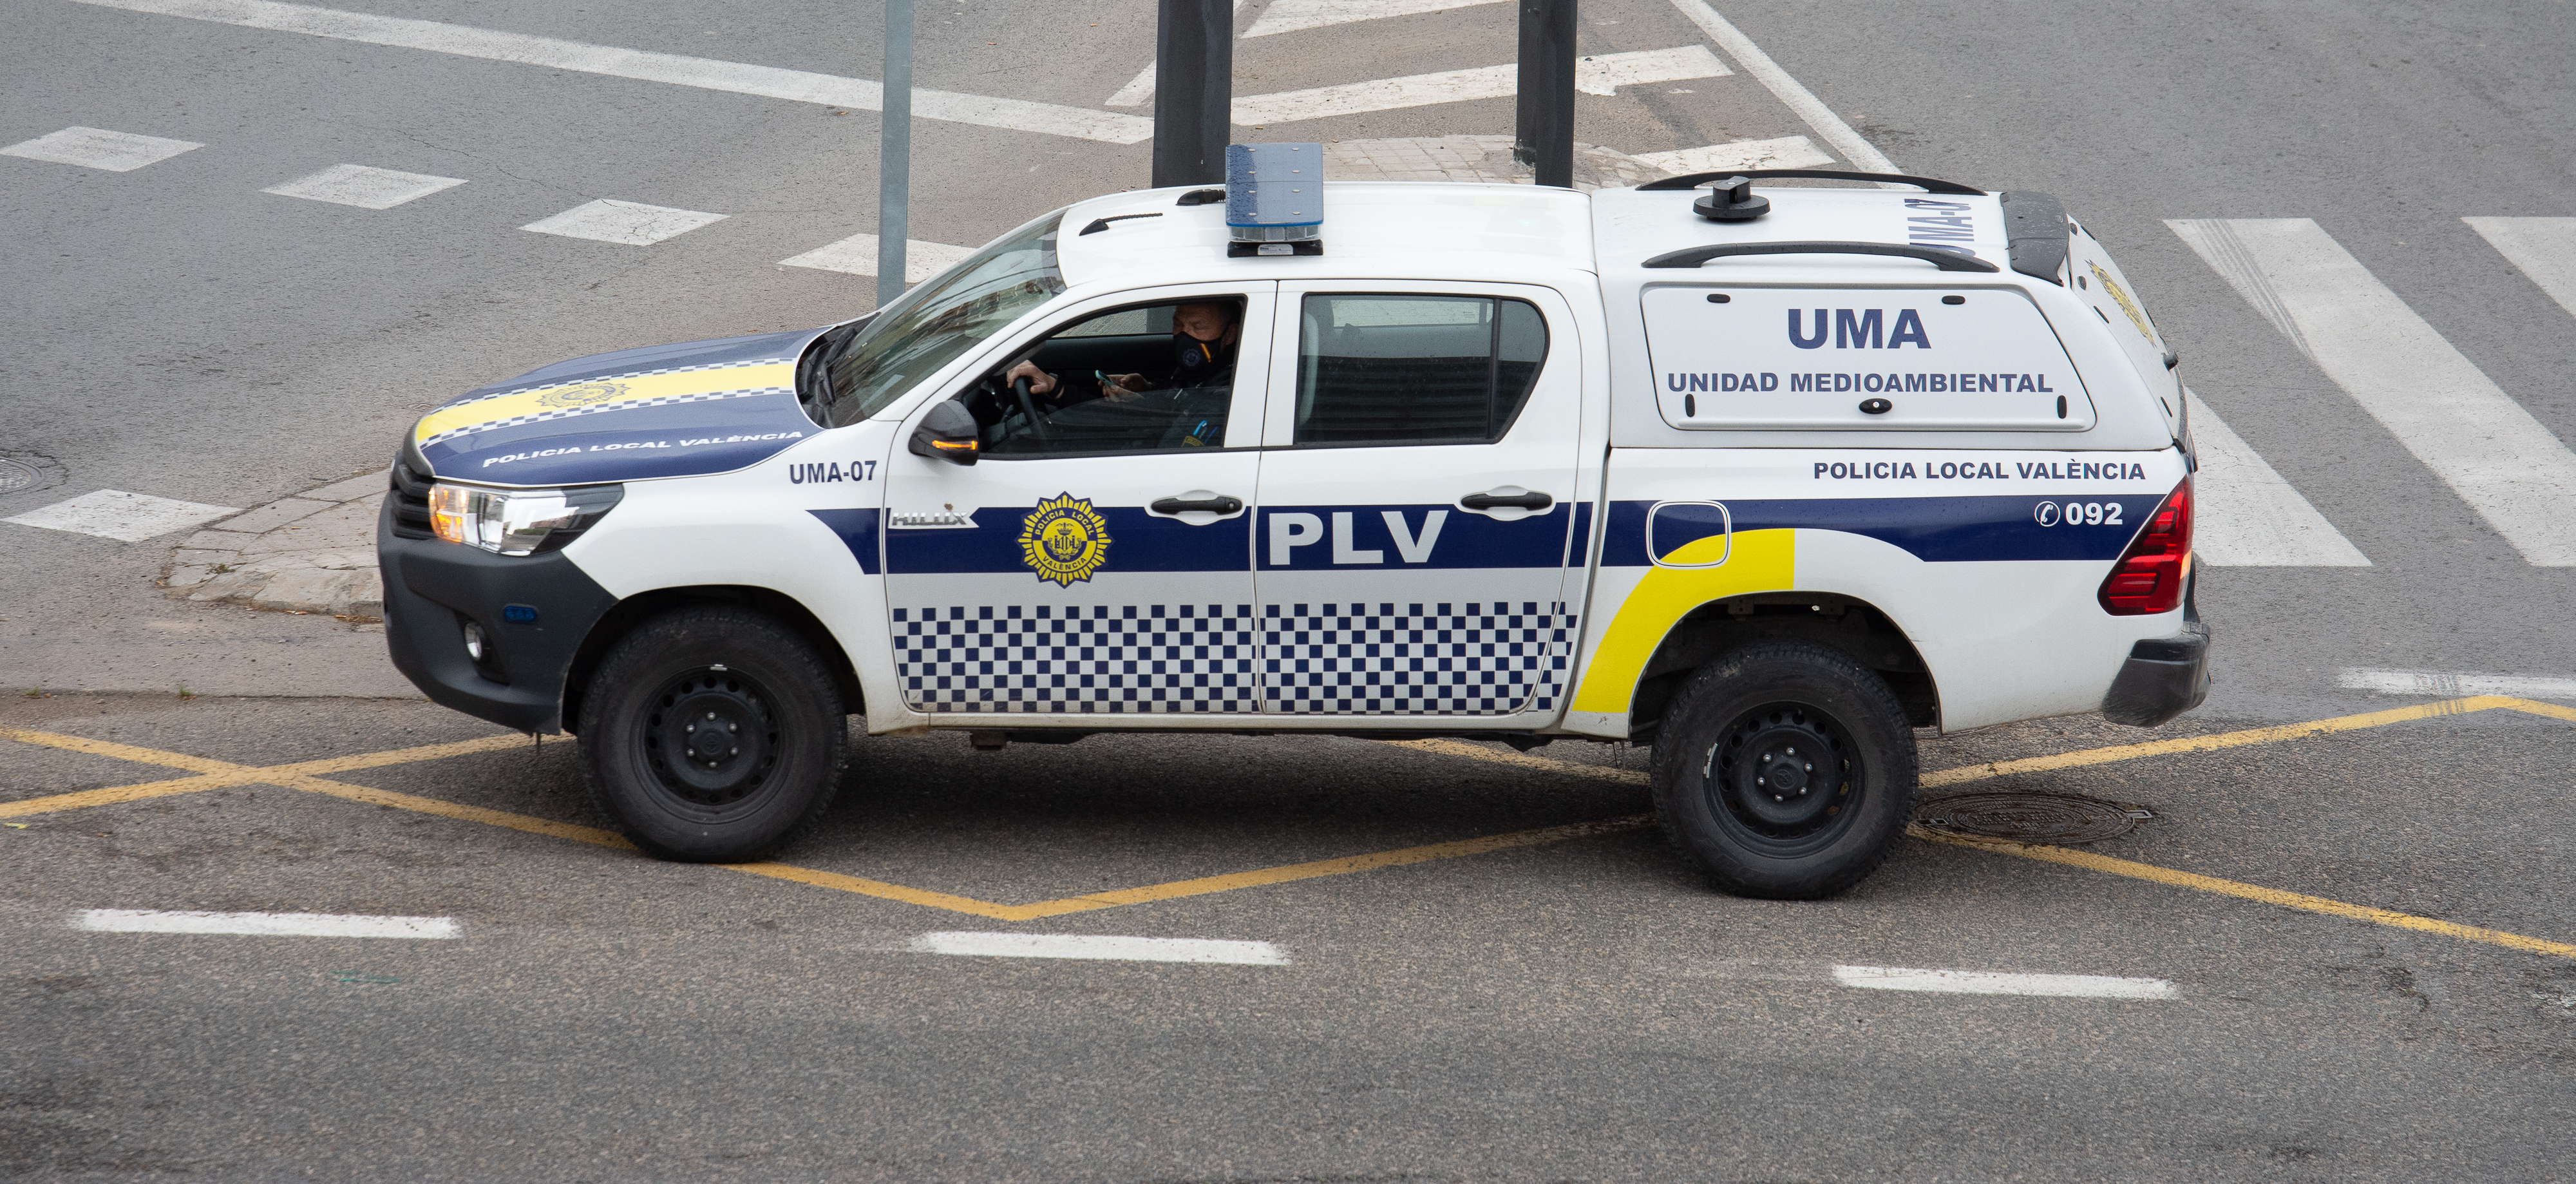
[379,148,2208,899]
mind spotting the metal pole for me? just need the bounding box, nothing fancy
[1513,0,1575,187]
[877,0,914,307]
[1152,0,1232,187]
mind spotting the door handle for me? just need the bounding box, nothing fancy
[1149,494,1244,515]
[1460,490,1553,511]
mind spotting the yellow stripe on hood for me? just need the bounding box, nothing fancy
[413,361,796,445]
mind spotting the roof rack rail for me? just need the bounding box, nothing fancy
[1637,169,1986,196]
[1641,242,2000,272]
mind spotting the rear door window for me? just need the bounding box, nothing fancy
[1643,286,2095,430]
[1293,294,1548,445]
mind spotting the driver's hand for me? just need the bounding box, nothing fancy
[1005,361,1056,395]
[1103,373,1148,402]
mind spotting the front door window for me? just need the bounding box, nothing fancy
[882,287,1274,718]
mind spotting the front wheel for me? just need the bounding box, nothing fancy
[577,606,847,862]
[1650,641,1917,899]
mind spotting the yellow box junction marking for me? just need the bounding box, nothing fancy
[0,723,1642,917]
[3,696,2573,956]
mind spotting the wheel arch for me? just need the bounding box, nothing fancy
[1624,593,1938,741]
[561,585,864,736]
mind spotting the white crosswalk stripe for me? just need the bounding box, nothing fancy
[1244,0,1504,38]
[0,126,201,171]
[780,233,978,283]
[5,490,241,542]
[263,163,466,209]
[1232,46,1728,124]
[2185,388,2370,567]
[522,199,727,246]
[2170,218,2576,566]
[2465,217,2576,323]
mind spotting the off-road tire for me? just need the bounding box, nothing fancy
[1650,640,1917,899]
[577,606,846,862]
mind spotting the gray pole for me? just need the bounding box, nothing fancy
[877,0,914,307]
[1512,0,1575,187]
[1151,0,1232,187]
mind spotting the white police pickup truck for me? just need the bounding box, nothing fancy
[380,148,2206,899]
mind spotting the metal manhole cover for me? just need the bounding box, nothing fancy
[0,459,38,495]
[1915,792,2151,844]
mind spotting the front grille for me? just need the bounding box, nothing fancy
[390,455,434,539]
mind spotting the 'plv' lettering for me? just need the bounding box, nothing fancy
[1788,309,1932,350]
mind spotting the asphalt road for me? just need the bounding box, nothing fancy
[5,0,2576,1179]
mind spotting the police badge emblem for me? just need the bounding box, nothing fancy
[1018,493,1112,586]
[536,380,629,409]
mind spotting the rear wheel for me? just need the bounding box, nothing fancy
[1650,641,1917,899]
[577,606,846,862]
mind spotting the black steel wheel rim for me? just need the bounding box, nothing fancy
[634,666,784,821]
[1699,700,1864,857]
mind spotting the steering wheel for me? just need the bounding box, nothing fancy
[1012,376,1054,444]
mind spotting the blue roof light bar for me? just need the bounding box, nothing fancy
[1224,143,1324,257]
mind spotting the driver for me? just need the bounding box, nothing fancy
[1005,300,1242,414]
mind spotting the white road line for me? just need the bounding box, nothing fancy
[779,233,976,283]
[2184,388,2370,566]
[2338,667,2576,700]
[0,126,202,171]
[909,932,1290,965]
[2169,218,2576,566]
[1231,46,1727,125]
[1634,135,1831,177]
[2465,217,2576,323]
[1831,965,2177,1000]
[73,910,460,939]
[4,490,240,542]
[75,0,1153,145]
[262,162,465,209]
[1244,0,1504,38]
[522,198,728,246]
[1104,62,1159,108]
[1661,0,1897,177]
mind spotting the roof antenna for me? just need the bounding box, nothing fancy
[1693,176,1771,222]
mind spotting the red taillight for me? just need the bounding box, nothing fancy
[2098,477,2193,615]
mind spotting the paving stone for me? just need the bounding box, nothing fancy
[258,568,383,615]
[182,529,260,550]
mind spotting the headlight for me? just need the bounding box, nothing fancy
[428,483,623,555]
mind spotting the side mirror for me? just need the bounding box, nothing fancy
[907,400,981,466]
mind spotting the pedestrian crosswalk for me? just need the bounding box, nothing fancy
[2173,218,2576,567]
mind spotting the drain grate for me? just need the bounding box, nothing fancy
[1915,792,2152,845]
[0,459,39,495]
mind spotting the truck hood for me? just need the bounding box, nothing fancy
[412,328,828,487]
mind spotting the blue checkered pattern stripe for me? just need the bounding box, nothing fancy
[893,604,1260,713]
[1262,601,1577,714]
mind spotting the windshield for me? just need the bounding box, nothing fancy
[824,209,1068,426]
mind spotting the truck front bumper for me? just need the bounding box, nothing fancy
[2100,583,2210,727]
[377,499,618,734]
